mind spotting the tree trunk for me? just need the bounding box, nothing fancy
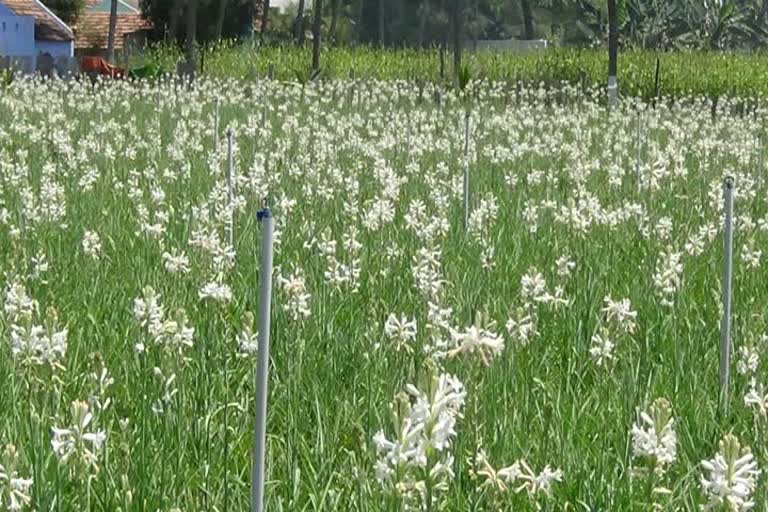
[328,0,339,44]
[378,0,384,46]
[185,0,198,66]
[295,0,306,44]
[261,0,271,35]
[520,0,535,40]
[356,0,364,43]
[215,0,229,41]
[418,0,429,48]
[607,0,618,107]
[450,0,462,90]
[168,0,184,42]
[312,0,322,71]
[107,0,118,62]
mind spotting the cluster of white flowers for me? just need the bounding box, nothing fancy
[133,286,195,353]
[744,380,768,419]
[653,246,683,307]
[51,400,107,477]
[237,311,259,356]
[162,249,191,274]
[0,444,33,511]
[373,373,465,509]
[412,247,445,300]
[589,295,638,368]
[447,323,504,366]
[475,450,563,500]
[384,313,418,353]
[700,434,760,511]
[520,267,568,308]
[198,281,233,302]
[81,230,102,260]
[277,269,311,320]
[505,306,538,347]
[630,398,677,477]
[602,295,637,334]
[151,367,179,416]
[4,281,67,369]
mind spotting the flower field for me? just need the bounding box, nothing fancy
[1,78,768,511]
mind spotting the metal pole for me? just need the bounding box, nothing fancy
[251,208,274,512]
[635,112,641,185]
[720,176,734,416]
[607,75,618,110]
[226,128,234,247]
[214,98,220,152]
[758,135,764,188]
[463,110,470,230]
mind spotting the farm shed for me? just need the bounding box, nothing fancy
[0,0,74,71]
[73,0,151,57]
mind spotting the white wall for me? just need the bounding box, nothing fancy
[0,14,35,57]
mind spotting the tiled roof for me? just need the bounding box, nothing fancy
[0,0,74,42]
[73,11,151,50]
[84,0,139,14]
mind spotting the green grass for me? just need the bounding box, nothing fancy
[0,77,767,510]
[136,43,768,100]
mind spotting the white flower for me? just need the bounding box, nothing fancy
[237,312,258,356]
[373,373,465,505]
[521,268,548,303]
[384,313,418,352]
[446,324,504,365]
[3,282,36,321]
[653,247,683,307]
[740,243,762,269]
[82,230,102,260]
[51,400,106,475]
[515,460,563,497]
[737,345,759,376]
[744,380,768,419]
[631,398,676,476]
[505,307,538,346]
[700,434,760,511]
[0,444,33,511]
[589,330,615,367]
[602,295,637,333]
[278,270,311,320]
[476,452,562,499]
[162,250,190,274]
[198,282,233,303]
[555,254,576,278]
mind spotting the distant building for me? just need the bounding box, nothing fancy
[0,0,74,70]
[73,0,151,57]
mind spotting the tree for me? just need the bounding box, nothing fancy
[215,0,229,40]
[378,0,384,44]
[185,0,198,66]
[328,0,339,44]
[168,0,184,41]
[450,0,462,89]
[141,0,257,44]
[261,0,271,36]
[312,0,323,71]
[417,0,430,47]
[41,0,85,24]
[295,0,306,43]
[107,0,118,62]
[520,0,536,39]
[607,0,618,107]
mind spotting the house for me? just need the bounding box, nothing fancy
[73,0,151,57]
[0,0,74,71]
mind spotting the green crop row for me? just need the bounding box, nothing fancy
[138,43,768,100]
